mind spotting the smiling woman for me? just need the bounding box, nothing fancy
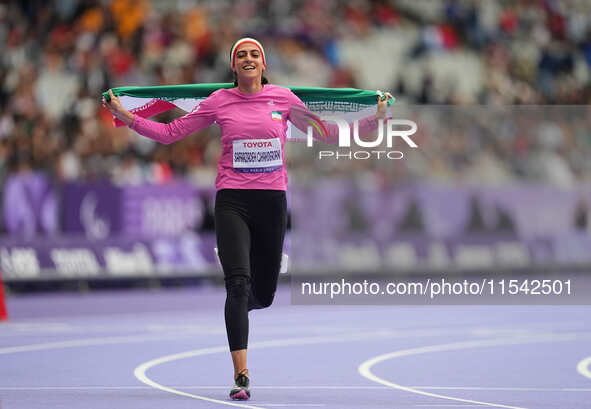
[231,37,269,90]
[101,36,392,402]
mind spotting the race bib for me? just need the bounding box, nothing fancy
[232,138,283,173]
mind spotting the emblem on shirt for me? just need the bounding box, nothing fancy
[268,100,275,105]
[271,111,282,121]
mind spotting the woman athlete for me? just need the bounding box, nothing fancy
[102,37,392,401]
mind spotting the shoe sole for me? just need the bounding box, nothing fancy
[230,390,250,400]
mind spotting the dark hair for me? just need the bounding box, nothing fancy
[232,70,269,86]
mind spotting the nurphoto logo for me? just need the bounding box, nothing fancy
[306,116,418,160]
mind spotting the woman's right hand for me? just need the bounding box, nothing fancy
[102,89,134,126]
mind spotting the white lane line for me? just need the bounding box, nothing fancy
[413,405,489,407]
[358,332,591,409]
[412,386,591,392]
[255,405,325,407]
[1,385,591,392]
[0,326,489,351]
[0,386,379,391]
[0,333,198,355]
[0,386,370,391]
[577,356,591,380]
[133,330,415,409]
[135,345,262,409]
[0,324,568,358]
[0,319,584,337]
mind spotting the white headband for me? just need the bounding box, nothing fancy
[230,37,266,70]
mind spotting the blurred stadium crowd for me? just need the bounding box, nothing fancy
[1,0,591,190]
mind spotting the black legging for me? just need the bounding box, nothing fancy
[215,189,287,351]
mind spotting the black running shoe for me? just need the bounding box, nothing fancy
[229,373,250,400]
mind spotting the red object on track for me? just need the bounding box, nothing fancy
[0,270,7,320]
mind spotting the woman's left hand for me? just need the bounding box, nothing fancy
[102,89,134,126]
[375,90,393,120]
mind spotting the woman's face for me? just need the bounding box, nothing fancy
[234,44,265,83]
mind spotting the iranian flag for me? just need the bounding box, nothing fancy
[102,84,393,140]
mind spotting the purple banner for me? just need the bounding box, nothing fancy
[0,233,218,281]
[61,181,207,238]
[3,172,57,237]
[290,183,591,241]
[6,177,588,241]
[1,231,590,280]
[62,182,122,238]
[289,232,590,273]
[121,183,204,237]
